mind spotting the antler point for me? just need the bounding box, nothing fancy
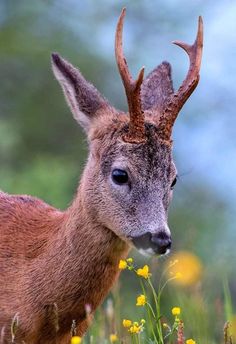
[120,7,126,19]
[140,66,145,76]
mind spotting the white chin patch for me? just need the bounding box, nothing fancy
[138,248,156,257]
[138,248,171,257]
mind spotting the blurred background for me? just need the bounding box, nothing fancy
[0,0,236,343]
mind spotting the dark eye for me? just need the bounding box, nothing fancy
[171,176,177,189]
[112,169,129,185]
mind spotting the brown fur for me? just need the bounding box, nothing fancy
[0,14,201,343]
[0,189,128,343]
[0,116,174,343]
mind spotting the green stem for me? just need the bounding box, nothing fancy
[140,280,158,343]
[147,302,157,320]
[148,278,164,344]
[158,259,178,288]
[131,334,136,344]
[168,322,179,342]
[158,276,177,298]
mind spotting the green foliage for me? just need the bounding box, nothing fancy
[79,257,235,343]
[0,155,80,208]
[0,1,235,343]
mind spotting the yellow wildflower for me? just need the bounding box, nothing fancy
[166,251,202,286]
[119,260,127,270]
[175,272,182,279]
[71,336,82,344]
[186,340,196,344]
[109,334,118,342]
[172,307,181,316]
[123,319,132,328]
[136,294,147,306]
[129,325,141,334]
[127,258,133,263]
[136,265,151,279]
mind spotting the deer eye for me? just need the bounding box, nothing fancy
[171,176,177,189]
[112,169,129,185]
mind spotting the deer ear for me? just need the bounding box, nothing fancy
[141,61,174,113]
[51,53,111,133]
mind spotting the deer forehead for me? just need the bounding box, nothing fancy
[96,124,175,182]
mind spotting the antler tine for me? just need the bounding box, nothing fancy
[115,8,132,97]
[159,17,203,142]
[173,16,203,101]
[115,8,146,143]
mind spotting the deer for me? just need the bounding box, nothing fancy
[0,8,203,344]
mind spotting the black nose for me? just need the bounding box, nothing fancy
[151,232,172,254]
[131,231,171,255]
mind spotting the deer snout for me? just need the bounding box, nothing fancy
[150,232,172,255]
[131,231,171,256]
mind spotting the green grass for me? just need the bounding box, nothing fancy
[8,252,235,344]
[77,254,235,344]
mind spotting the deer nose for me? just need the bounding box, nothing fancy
[150,232,172,255]
[131,231,171,255]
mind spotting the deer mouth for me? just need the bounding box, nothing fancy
[130,231,172,256]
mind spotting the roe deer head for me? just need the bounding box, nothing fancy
[0,8,203,344]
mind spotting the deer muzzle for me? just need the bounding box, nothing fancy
[131,231,172,256]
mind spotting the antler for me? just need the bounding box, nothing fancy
[115,8,146,143]
[158,16,203,141]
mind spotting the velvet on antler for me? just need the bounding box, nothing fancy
[115,8,146,143]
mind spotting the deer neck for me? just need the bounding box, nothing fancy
[35,183,129,323]
[63,191,129,268]
[62,160,129,269]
